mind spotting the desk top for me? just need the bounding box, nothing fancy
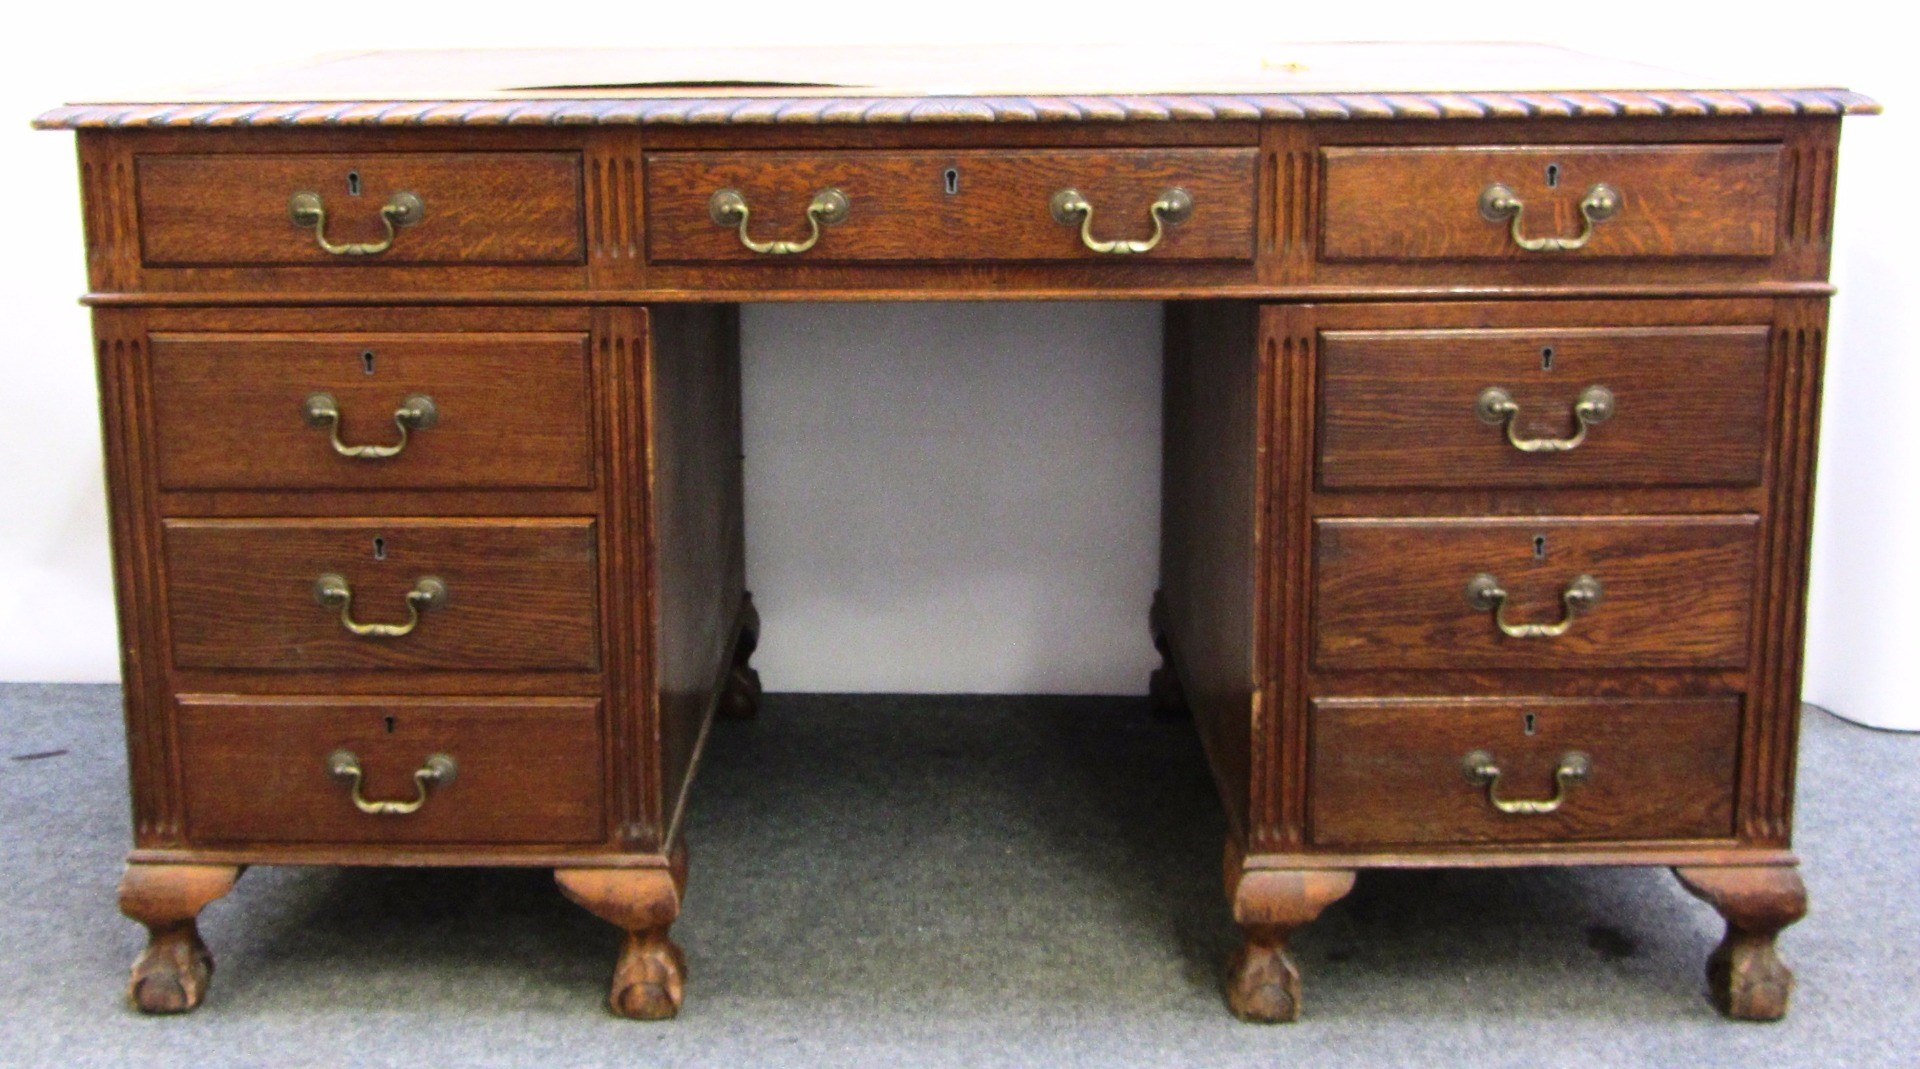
[34,43,1877,129]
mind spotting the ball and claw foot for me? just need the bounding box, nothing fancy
[1673,864,1808,1021]
[557,853,688,1020]
[719,592,762,721]
[1226,930,1302,1023]
[118,863,240,1015]
[609,929,688,1020]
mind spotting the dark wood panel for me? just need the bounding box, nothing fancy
[1308,697,1739,846]
[136,152,585,266]
[176,696,604,845]
[1313,516,1759,670]
[1317,325,1771,489]
[645,149,1256,263]
[164,518,599,671]
[648,305,747,844]
[148,332,594,491]
[1159,302,1263,839]
[1320,143,1781,261]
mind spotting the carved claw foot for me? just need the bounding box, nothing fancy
[1223,846,1355,1023]
[1147,590,1188,718]
[118,864,240,1014]
[1227,927,1303,1023]
[609,929,688,1020]
[1673,865,1808,1021]
[558,847,688,1020]
[719,592,762,721]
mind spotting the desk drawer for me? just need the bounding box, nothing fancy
[1317,325,1772,489]
[644,148,1257,263]
[1308,697,1739,847]
[176,696,604,845]
[1319,143,1781,262]
[1313,517,1758,670]
[164,518,600,671]
[135,152,585,267]
[150,332,594,491]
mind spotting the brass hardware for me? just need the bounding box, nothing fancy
[312,573,447,638]
[287,190,423,256]
[1464,573,1602,639]
[327,749,458,815]
[708,187,849,255]
[1049,187,1193,254]
[302,392,438,459]
[1477,182,1619,252]
[1475,385,1615,452]
[1461,749,1591,815]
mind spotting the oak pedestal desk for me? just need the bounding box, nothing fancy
[35,44,1876,1023]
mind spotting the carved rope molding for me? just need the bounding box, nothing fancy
[32,89,1880,129]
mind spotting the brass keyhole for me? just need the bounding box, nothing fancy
[373,536,387,561]
[1524,713,1538,735]
[943,167,960,195]
[1533,534,1548,560]
[384,716,397,734]
[362,350,376,375]
[1545,163,1561,188]
[347,170,362,196]
[1541,346,1555,371]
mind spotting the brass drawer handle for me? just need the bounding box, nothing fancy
[708,187,849,255]
[327,749,458,815]
[1050,187,1193,254]
[287,191,423,257]
[1462,749,1591,815]
[1464,573,1602,639]
[1475,385,1615,452]
[1478,183,1619,252]
[302,392,438,459]
[312,573,447,638]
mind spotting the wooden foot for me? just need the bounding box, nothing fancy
[117,863,241,1014]
[557,845,688,1020]
[718,592,762,721]
[1673,865,1808,1021]
[1223,845,1355,1023]
[1147,590,1188,718]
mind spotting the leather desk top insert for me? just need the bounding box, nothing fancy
[37,43,1873,1022]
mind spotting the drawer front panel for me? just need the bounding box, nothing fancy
[644,148,1257,263]
[1313,517,1758,669]
[164,519,599,671]
[136,153,586,267]
[1308,697,1740,846]
[1317,325,1772,489]
[176,697,604,845]
[150,332,595,491]
[1320,144,1781,262]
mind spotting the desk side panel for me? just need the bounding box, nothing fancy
[1160,302,1264,841]
[646,304,747,848]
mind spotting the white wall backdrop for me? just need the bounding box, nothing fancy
[2,3,1914,721]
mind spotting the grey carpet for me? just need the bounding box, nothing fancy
[0,684,1914,1068]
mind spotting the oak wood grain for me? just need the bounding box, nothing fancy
[148,332,595,491]
[1312,516,1759,670]
[1316,325,1772,489]
[1308,697,1740,846]
[162,518,600,671]
[174,696,604,844]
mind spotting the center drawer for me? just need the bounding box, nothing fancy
[1313,516,1759,670]
[175,696,605,845]
[163,518,600,671]
[644,148,1257,263]
[149,332,595,491]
